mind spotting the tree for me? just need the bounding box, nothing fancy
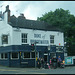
[37,8,75,56]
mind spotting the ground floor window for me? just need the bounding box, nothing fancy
[31,52,35,58]
[1,53,3,59]
[24,52,30,58]
[23,52,39,59]
[11,52,19,59]
[0,53,8,59]
[5,53,8,58]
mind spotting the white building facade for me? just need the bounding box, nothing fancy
[0,5,65,67]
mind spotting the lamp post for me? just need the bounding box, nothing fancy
[48,45,50,62]
[34,41,38,68]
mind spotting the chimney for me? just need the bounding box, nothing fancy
[6,5,9,11]
[5,5,11,23]
[20,13,26,19]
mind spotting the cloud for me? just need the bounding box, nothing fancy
[23,2,44,20]
[57,1,75,15]
[0,1,75,20]
[0,1,21,15]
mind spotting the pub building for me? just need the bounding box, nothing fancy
[0,5,65,67]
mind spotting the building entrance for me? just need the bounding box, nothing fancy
[44,54,48,62]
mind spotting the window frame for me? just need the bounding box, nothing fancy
[0,53,8,59]
[2,34,8,45]
[23,52,39,59]
[5,53,8,59]
[50,35,54,44]
[23,52,30,59]
[21,33,28,44]
[11,52,19,59]
[31,52,35,58]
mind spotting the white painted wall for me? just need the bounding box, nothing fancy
[12,28,21,45]
[0,11,64,47]
[4,12,8,24]
[11,28,64,46]
[0,12,12,46]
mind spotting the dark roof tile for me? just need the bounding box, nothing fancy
[9,16,62,31]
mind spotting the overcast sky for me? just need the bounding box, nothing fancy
[0,1,75,20]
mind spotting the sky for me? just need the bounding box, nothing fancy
[0,1,75,20]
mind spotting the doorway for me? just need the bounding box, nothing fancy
[44,54,48,62]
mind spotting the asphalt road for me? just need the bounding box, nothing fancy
[0,65,75,74]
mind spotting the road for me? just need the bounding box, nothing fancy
[0,65,75,74]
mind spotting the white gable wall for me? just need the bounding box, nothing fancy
[0,25,12,46]
[0,12,12,46]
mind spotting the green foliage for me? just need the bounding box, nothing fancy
[37,8,70,28]
[37,8,75,56]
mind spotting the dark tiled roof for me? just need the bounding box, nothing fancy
[9,16,62,31]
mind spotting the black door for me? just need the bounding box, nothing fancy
[44,55,47,62]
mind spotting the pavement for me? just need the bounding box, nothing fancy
[0,65,75,74]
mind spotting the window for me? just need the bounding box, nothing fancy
[50,35,54,44]
[11,52,18,59]
[22,33,27,44]
[2,35,8,44]
[5,53,8,58]
[1,53,3,59]
[0,53,8,59]
[31,52,35,58]
[23,52,30,58]
[23,52,39,59]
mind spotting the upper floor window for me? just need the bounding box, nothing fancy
[50,35,54,44]
[2,35,8,44]
[21,33,27,44]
